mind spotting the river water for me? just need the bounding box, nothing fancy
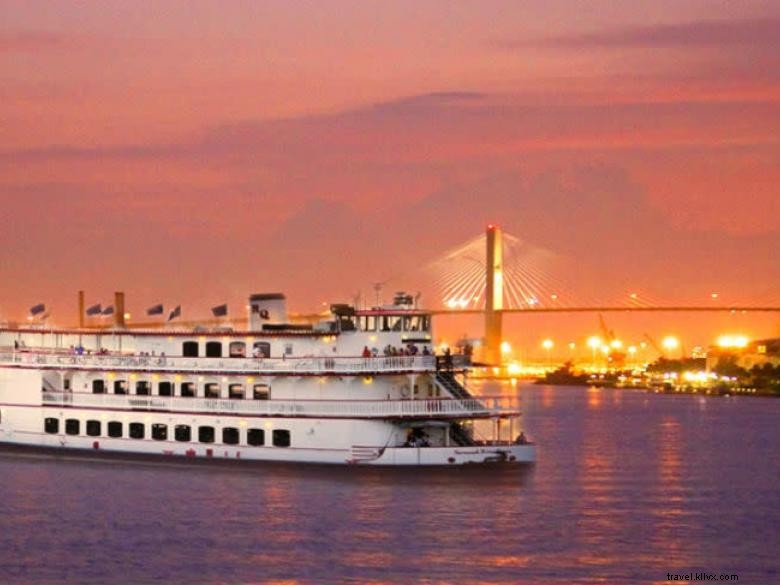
[0,384,778,585]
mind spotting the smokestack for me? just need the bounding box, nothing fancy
[114,291,126,328]
[78,290,85,328]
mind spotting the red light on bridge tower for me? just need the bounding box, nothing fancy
[484,224,504,364]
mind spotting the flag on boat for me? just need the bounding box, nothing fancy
[102,305,114,316]
[29,303,46,316]
[146,303,164,316]
[85,303,102,316]
[211,304,228,317]
[168,305,181,322]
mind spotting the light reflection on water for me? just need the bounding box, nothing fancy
[0,384,778,584]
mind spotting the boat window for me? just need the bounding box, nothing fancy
[222,427,239,445]
[284,343,293,356]
[247,428,265,446]
[205,341,222,358]
[86,420,101,437]
[107,421,123,438]
[359,315,376,331]
[65,419,80,436]
[158,381,173,397]
[151,424,167,441]
[180,382,196,397]
[129,423,145,439]
[44,417,59,434]
[381,316,402,332]
[253,384,270,400]
[182,341,199,357]
[403,316,425,332]
[228,384,244,399]
[198,426,215,443]
[175,425,191,442]
[92,380,105,394]
[253,342,271,358]
[229,342,246,358]
[114,380,128,395]
[422,315,430,332]
[204,383,220,398]
[135,380,150,395]
[272,429,291,448]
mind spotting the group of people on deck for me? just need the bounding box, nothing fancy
[361,344,432,358]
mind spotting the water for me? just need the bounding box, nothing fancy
[1,384,778,585]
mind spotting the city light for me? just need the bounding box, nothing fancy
[717,335,749,349]
[541,339,554,350]
[500,341,512,354]
[662,336,680,351]
[610,339,623,349]
[587,336,602,349]
[627,345,637,355]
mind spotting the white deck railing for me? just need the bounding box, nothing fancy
[0,350,436,375]
[40,391,520,419]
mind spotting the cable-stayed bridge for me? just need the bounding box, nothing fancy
[381,226,780,361]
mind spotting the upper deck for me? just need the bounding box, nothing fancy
[0,348,439,376]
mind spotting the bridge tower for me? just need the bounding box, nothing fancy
[484,224,504,363]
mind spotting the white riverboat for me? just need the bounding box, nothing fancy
[0,293,535,466]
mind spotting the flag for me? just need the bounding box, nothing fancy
[146,304,164,316]
[168,305,181,322]
[30,303,46,316]
[102,305,114,316]
[85,303,102,316]
[211,304,228,317]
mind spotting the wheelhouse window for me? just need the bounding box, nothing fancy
[198,426,215,443]
[44,417,59,434]
[180,382,196,398]
[205,342,222,358]
[129,423,145,439]
[151,424,167,441]
[174,425,191,442]
[65,419,80,435]
[247,428,265,446]
[229,342,246,358]
[252,342,271,358]
[182,341,199,357]
[107,421,123,438]
[86,420,101,437]
[158,381,173,397]
[222,427,239,445]
[114,380,128,395]
[403,315,428,332]
[228,384,244,399]
[381,315,402,332]
[204,383,220,399]
[92,380,105,394]
[136,380,151,395]
[253,384,270,400]
[272,429,291,447]
[359,315,377,331]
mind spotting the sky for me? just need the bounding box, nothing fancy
[1,1,779,351]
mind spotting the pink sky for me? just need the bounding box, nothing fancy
[1,1,779,350]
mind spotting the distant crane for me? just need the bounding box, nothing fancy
[598,314,626,368]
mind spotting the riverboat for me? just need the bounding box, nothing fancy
[0,293,534,466]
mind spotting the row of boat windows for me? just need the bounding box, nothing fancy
[181,341,273,358]
[356,315,430,333]
[43,418,290,447]
[89,379,270,400]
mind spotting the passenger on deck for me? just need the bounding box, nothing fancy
[422,346,431,356]
[515,432,528,445]
[362,346,371,358]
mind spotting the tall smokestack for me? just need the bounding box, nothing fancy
[114,291,126,328]
[78,290,85,328]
